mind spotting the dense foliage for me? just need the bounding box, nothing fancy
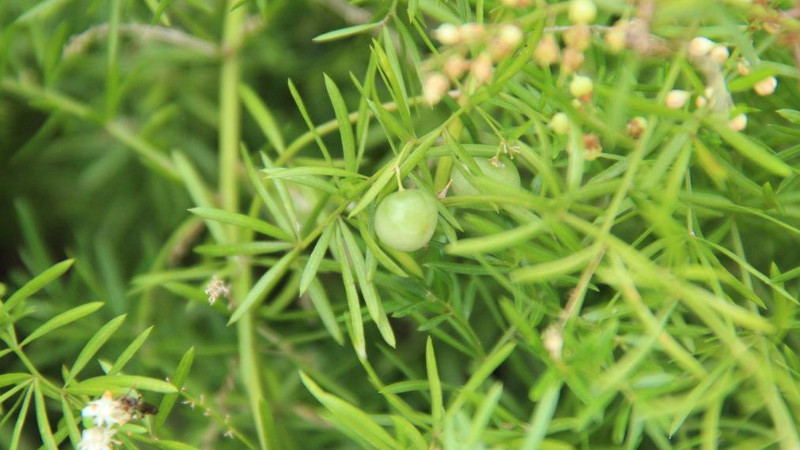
[3,0,800,449]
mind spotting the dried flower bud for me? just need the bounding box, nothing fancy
[710,45,729,64]
[754,76,777,96]
[561,47,585,74]
[569,75,594,101]
[688,37,714,58]
[569,0,597,25]
[471,53,493,84]
[626,116,647,139]
[434,24,461,45]
[605,20,628,53]
[564,25,591,51]
[665,90,690,109]
[550,112,570,135]
[534,34,560,66]
[728,113,747,131]
[423,73,450,105]
[583,133,602,160]
[737,59,750,76]
[443,55,470,79]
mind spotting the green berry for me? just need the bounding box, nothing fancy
[375,190,439,252]
[450,157,521,196]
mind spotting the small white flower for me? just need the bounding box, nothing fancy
[204,276,231,305]
[82,391,131,428]
[78,426,118,450]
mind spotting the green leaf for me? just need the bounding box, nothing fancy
[312,22,382,43]
[189,207,293,242]
[448,342,516,414]
[307,279,344,344]
[109,326,154,375]
[776,109,800,125]
[0,259,73,317]
[34,382,57,450]
[263,166,367,180]
[324,74,357,172]
[0,373,31,388]
[10,384,34,450]
[446,221,547,255]
[426,337,443,427]
[66,375,177,395]
[299,224,334,295]
[511,246,599,284]
[60,395,81,448]
[155,346,194,430]
[300,371,402,450]
[15,0,77,23]
[194,241,294,257]
[228,249,300,325]
[522,382,562,450]
[65,313,127,385]
[20,302,104,347]
[339,220,396,347]
[706,119,793,176]
[332,226,366,359]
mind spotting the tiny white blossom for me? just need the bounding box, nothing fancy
[78,426,118,450]
[205,276,231,305]
[82,391,131,427]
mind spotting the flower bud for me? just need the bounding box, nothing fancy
[569,75,594,101]
[443,55,470,79]
[695,95,707,108]
[434,24,461,45]
[550,112,570,135]
[737,59,750,76]
[569,0,597,25]
[665,90,689,109]
[688,37,714,58]
[471,53,493,84]
[728,113,747,131]
[423,73,450,105]
[754,76,777,96]
[534,34,560,66]
[582,133,602,160]
[605,20,627,53]
[626,116,647,139]
[564,25,591,51]
[460,23,485,44]
[499,24,524,48]
[710,45,729,64]
[561,47,585,74]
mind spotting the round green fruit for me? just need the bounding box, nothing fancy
[451,157,521,196]
[375,189,439,252]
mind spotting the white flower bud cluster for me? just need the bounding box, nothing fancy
[424,22,526,104]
